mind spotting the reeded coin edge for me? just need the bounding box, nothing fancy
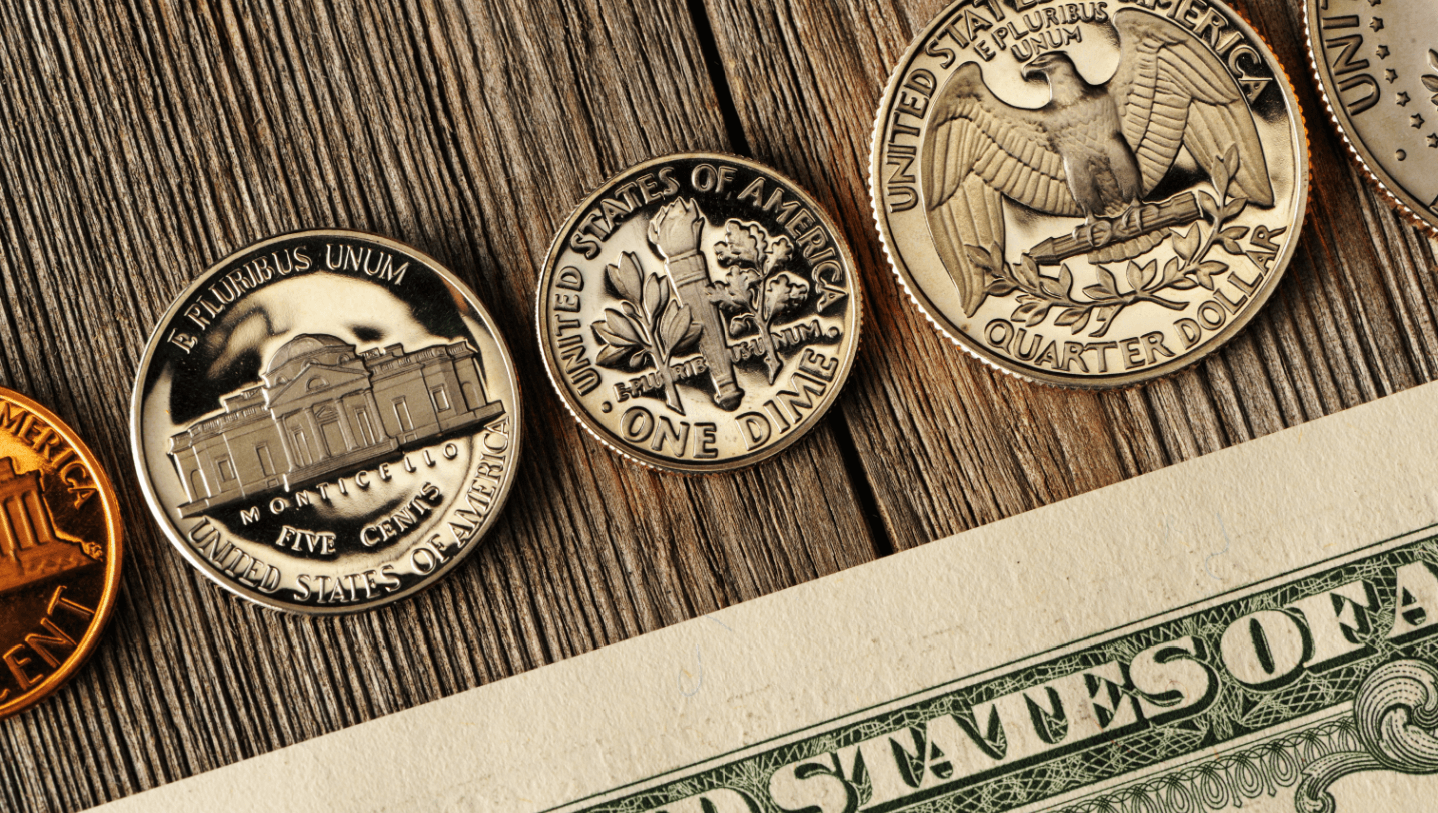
[0,388,124,721]
[868,2,1311,390]
[1303,1,1438,239]
[535,152,865,475]
[129,229,524,615]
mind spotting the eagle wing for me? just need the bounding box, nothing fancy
[922,62,1080,317]
[1109,8,1273,206]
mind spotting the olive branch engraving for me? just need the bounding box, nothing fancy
[707,220,810,384]
[974,146,1252,338]
[1423,49,1438,108]
[590,252,703,414]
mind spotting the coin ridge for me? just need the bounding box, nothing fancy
[130,228,523,614]
[0,387,123,721]
[869,1,1311,390]
[1302,1,1438,239]
[535,151,864,473]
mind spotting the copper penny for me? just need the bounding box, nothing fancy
[0,388,123,721]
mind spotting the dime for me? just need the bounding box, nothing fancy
[1306,0,1438,235]
[131,231,521,614]
[872,0,1309,387]
[0,388,123,721]
[537,154,862,472]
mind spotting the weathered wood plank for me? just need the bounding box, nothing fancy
[698,0,1438,552]
[0,1,878,811]
[5,0,1438,809]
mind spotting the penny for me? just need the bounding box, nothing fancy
[871,0,1309,387]
[1306,0,1438,236]
[536,153,862,472]
[0,388,123,721]
[131,231,521,614]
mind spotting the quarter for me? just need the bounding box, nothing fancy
[1306,0,1438,235]
[537,154,862,472]
[872,0,1309,387]
[131,231,521,614]
[0,388,123,721]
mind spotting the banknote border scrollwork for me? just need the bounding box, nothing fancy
[1294,659,1438,813]
[547,524,1438,813]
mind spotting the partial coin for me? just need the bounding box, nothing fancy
[0,388,123,721]
[872,0,1309,386]
[537,153,862,472]
[132,231,521,613]
[1306,0,1438,234]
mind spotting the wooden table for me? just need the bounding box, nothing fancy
[1,1,1433,810]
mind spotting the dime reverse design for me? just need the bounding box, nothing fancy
[0,388,123,721]
[132,231,521,614]
[872,0,1309,387]
[537,154,862,472]
[1306,0,1438,235]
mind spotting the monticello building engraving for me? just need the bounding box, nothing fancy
[0,457,92,596]
[170,334,503,517]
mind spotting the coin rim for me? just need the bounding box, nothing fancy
[869,1,1311,389]
[0,387,124,721]
[1303,0,1438,238]
[129,229,524,615]
[535,152,864,473]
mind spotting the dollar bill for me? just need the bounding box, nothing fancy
[90,383,1438,813]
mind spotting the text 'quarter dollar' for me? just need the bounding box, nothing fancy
[873,0,1308,387]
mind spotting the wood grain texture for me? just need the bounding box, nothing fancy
[0,0,1434,811]
[0,2,876,811]
[697,0,1438,550]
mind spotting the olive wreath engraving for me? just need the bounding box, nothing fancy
[971,147,1256,339]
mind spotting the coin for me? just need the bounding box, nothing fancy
[1306,0,1438,235]
[871,0,1309,387]
[0,388,123,721]
[131,231,521,614]
[536,154,862,472]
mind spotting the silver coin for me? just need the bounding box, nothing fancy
[872,0,1309,387]
[536,153,862,472]
[1306,0,1438,235]
[131,231,521,614]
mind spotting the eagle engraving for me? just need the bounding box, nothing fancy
[924,8,1274,317]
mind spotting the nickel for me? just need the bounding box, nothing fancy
[131,231,521,613]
